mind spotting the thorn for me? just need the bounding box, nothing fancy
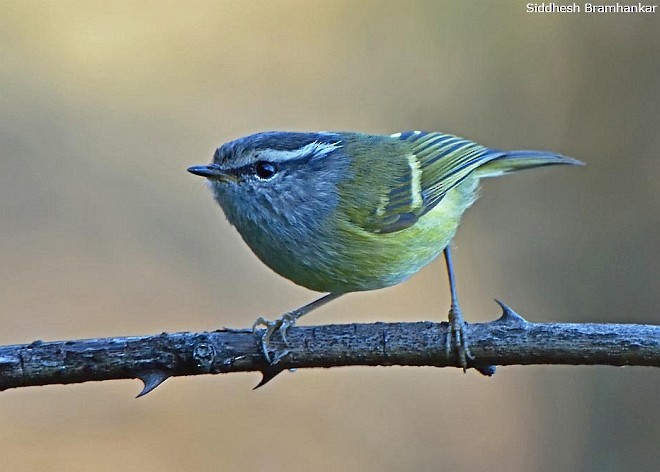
[494,299,528,326]
[253,366,285,390]
[474,364,497,376]
[136,370,170,398]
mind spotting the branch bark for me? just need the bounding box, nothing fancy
[1,302,658,396]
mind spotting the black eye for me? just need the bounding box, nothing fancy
[254,161,277,179]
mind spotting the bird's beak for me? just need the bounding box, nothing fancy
[187,164,235,182]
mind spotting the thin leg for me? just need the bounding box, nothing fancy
[253,292,344,363]
[443,246,474,370]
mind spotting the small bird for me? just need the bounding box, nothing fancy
[188,130,582,369]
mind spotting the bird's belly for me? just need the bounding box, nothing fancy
[244,180,478,293]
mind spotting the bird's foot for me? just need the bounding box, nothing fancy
[252,312,297,364]
[444,304,475,371]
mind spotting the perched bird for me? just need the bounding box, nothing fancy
[188,130,582,368]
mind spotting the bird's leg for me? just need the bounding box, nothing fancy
[252,292,344,364]
[443,246,474,371]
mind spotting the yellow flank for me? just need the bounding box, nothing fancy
[311,176,480,293]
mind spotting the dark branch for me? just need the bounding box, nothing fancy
[0,302,658,395]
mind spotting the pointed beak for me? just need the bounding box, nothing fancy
[187,164,234,182]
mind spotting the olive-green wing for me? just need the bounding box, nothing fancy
[363,131,500,234]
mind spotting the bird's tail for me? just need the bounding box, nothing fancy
[475,150,584,178]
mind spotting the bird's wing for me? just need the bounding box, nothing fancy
[361,131,499,234]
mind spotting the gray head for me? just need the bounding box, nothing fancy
[188,131,350,250]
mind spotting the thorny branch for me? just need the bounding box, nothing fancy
[0,302,657,396]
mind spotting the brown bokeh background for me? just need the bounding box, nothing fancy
[1,1,658,471]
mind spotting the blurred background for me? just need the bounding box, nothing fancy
[0,1,658,471]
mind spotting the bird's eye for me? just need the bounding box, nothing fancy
[254,161,278,180]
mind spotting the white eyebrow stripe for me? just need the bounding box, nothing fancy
[261,141,342,163]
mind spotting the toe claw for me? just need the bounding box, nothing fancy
[270,349,291,365]
[251,313,296,365]
[252,317,268,332]
[260,333,273,364]
[278,313,297,346]
[445,306,474,371]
